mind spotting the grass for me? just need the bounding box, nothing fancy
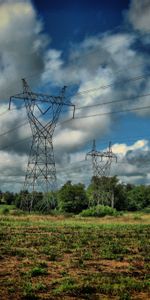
[0,213,150,299]
[0,204,16,215]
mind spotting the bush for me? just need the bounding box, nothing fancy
[0,207,9,215]
[30,266,48,277]
[80,205,120,217]
[10,209,24,216]
[142,207,150,213]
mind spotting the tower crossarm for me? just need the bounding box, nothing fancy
[98,152,117,161]
[86,140,117,177]
[9,92,75,115]
[9,80,75,138]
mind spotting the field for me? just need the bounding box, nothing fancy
[0,212,150,300]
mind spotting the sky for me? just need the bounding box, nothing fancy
[0,0,150,192]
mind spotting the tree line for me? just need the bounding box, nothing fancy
[1,176,150,213]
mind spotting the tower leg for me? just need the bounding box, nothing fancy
[21,136,57,212]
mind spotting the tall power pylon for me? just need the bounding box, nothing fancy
[9,79,75,212]
[86,140,117,206]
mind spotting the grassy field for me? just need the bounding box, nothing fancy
[0,212,150,300]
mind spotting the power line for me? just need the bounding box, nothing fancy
[5,90,150,136]
[75,92,150,110]
[0,29,150,102]
[0,103,150,152]
[0,136,31,152]
[0,106,24,117]
[0,109,72,145]
[0,121,28,139]
[70,104,150,121]
[1,88,149,141]
[73,74,150,97]
[0,157,148,181]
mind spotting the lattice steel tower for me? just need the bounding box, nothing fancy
[9,79,75,211]
[86,140,117,206]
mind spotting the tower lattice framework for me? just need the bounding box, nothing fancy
[86,140,117,206]
[9,79,75,211]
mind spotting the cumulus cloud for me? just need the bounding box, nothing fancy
[0,149,28,191]
[0,104,31,154]
[0,0,150,191]
[55,139,150,188]
[45,30,150,158]
[0,0,47,100]
[111,139,150,185]
[127,0,150,33]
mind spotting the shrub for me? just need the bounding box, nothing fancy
[30,266,48,277]
[10,209,24,216]
[142,207,150,213]
[1,207,9,215]
[80,205,120,217]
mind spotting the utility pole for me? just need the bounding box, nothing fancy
[9,79,75,212]
[86,140,117,206]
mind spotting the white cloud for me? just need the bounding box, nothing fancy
[127,0,150,33]
[112,140,148,155]
[0,0,150,191]
[0,104,31,154]
[0,150,27,191]
[60,140,150,187]
[44,29,149,157]
[0,0,48,100]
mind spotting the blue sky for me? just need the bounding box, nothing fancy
[32,0,129,49]
[0,0,150,191]
[31,0,150,154]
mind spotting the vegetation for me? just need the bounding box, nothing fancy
[0,178,150,299]
[1,176,150,215]
[0,214,150,299]
[58,181,88,213]
[80,205,120,217]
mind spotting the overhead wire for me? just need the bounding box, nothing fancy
[0,98,150,152]
[72,74,150,97]
[1,80,149,141]
[0,156,148,185]
[0,29,149,102]
[0,32,150,187]
[75,92,150,110]
[60,104,150,125]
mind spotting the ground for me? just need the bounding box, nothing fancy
[0,212,150,299]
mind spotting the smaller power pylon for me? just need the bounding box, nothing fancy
[86,140,117,206]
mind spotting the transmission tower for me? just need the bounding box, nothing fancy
[9,79,75,212]
[86,140,117,206]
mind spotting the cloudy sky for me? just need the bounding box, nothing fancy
[0,0,150,192]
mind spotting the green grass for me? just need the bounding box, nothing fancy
[0,204,16,215]
[30,266,48,277]
[0,214,150,299]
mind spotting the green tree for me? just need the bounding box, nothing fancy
[87,176,113,207]
[87,176,126,209]
[0,190,3,204]
[113,183,128,211]
[15,190,29,208]
[3,191,15,205]
[58,181,88,213]
[127,185,150,211]
[34,191,57,212]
